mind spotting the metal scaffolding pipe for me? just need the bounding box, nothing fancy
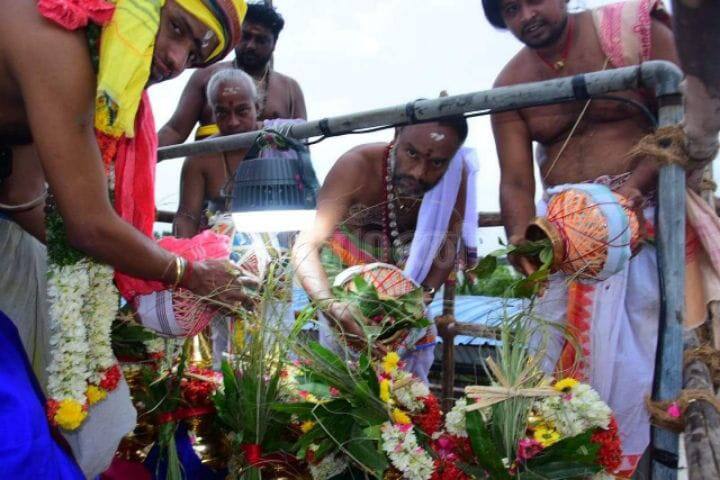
[157,60,681,161]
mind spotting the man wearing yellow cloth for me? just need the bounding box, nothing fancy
[0,0,247,477]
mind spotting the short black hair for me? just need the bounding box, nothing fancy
[437,116,469,144]
[482,0,507,29]
[245,2,285,39]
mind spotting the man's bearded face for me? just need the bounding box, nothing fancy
[500,0,568,49]
[235,22,276,70]
[390,124,460,199]
[151,0,220,85]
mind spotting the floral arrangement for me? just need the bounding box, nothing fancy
[439,376,621,479]
[430,311,622,480]
[212,253,310,480]
[277,344,439,480]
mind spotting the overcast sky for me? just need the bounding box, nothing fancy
[148,0,708,253]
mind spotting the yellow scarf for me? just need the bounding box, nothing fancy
[96,0,246,137]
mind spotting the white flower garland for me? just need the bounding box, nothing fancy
[381,422,435,480]
[84,263,119,385]
[46,260,120,430]
[46,164,121,430]
[47,261,92,404]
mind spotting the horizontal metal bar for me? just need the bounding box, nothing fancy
[155,209,504,227]
[157,61,681,161]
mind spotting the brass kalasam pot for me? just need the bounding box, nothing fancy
[525,215,565,272]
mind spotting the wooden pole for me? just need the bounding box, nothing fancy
[682,330,720,480]
[651,92,685,480]
[439,274,457,412]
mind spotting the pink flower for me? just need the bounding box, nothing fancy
[398,424,413,433]
[667,402,681,419]
[517,438,544,462]
[329,387,341,397]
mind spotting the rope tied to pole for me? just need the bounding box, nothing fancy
[645,342,720,432]
[645,388,720,432]
[684,344,720,384]
[627,125,719,170]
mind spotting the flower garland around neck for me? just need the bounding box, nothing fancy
[45,23,121,431]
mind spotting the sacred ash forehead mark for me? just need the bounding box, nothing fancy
[220,86,244,96]
[201,29,216,50]
[429,132,446,142]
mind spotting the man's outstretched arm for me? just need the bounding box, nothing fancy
[292,152,370,343]
[5,6,247,303]
[158,69,208,147]
[491,95,537,275]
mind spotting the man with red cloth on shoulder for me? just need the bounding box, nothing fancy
[0,0,250,477]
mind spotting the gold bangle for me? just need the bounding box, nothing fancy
[173,256,187,289]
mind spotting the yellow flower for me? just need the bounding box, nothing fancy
[300,421,316,433]
[382,352,401,374]
[86,385,107,406]
[380,379,391,403]
[55,399,87,431]
[391,408,411,425]
[533,426,561,448]
[554,378,579,393]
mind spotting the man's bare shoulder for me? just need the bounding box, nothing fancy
[0,0,87,57]
[183,151,220,173]
[271,70,302,89]
[494,48,538,88]
[192,61,234,88]
[325,143,385,185]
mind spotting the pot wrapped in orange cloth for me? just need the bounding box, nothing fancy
[526,184,642,281]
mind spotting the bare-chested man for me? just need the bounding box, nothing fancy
[484,0,679,473]
[292,119,469,383]
[159,2,306,146]
[174,69,259,238]
[0,0,249,476]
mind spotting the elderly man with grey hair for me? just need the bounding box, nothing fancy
[173,69,304,368]
[174,69,260,238]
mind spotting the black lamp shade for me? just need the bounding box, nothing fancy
[230,156,320,213]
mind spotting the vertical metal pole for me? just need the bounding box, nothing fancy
[650,93,685,480]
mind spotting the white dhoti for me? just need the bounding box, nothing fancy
[533,204,659,474]
[0,217,136,479]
